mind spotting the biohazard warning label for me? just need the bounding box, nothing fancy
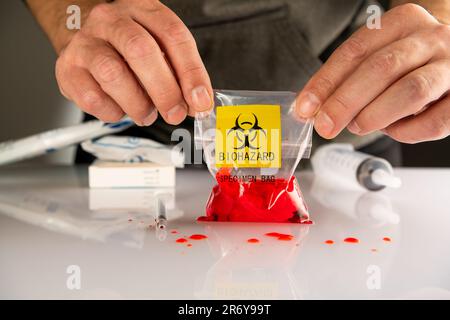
[215,105,281,168]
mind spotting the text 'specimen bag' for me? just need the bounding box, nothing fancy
[195,90,313,223]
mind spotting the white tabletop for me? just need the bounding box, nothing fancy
[0,166,449,300]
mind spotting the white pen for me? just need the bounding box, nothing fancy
[0,117,134,166]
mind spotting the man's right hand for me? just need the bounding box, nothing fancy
[31,0,213,126]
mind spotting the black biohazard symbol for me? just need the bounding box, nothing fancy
[227,113,266,150]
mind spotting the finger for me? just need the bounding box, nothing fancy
[55,55,73,100]
[349,59,450,135]
[296,3,437,119]
[132,2,213,114]
[88,10,188,125]
[82,39,157,126]
[383,94,450,143]
[62,66,125,122]
[318,33,440,138]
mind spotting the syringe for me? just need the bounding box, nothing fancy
[311,143,401,191]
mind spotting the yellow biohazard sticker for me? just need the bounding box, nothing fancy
[215,105,281,168]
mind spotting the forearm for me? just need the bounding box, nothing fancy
[390,0,450,24]
[26,0,105,53]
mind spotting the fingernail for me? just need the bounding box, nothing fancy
[347,120,361,134]
[191,86,212,111]
[315,111,335,137]
[142,109,158,126]
[166,103,187,124]
[297,92,320,117]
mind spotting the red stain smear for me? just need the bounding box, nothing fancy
[189,234,208,240]
[265,232,282,237]
[324,240,334,245]
[265,232,294,241]
[278,235,294,241]
[196,216,209,222]
[301,220,314,225]
[170,230,178,234]
[247,238,260,243]
[187,244,192,247]
[176,238,188,243]
[344,237,359,243]
[197,169,309,223]
[383,237,392,242]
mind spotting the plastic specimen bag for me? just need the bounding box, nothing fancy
[195,90,313,223]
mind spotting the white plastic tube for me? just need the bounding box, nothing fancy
[81,135,185,168]
[0,118,133,166]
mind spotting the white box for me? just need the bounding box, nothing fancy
[88,160,175,188]
[89,188,175,210]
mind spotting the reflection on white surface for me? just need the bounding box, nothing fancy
[89,188,175,211]
[310,176,400,227]
[398,287,450,300]
[0,182,183,248]
[0,166,450,299]
[195,223,309,300]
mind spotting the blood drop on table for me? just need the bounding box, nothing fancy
[265,232,294,241]
[189,234,207,240]
[176,238,188,243]
[247,238,260,243]
[324,240,334,245]
[344,237,359,243]
[383,237,391,242]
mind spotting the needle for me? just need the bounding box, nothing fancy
[155,197,168,241]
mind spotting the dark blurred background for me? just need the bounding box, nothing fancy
[402,140,450,167]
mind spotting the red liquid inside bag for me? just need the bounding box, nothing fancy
[198,168,310,223]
